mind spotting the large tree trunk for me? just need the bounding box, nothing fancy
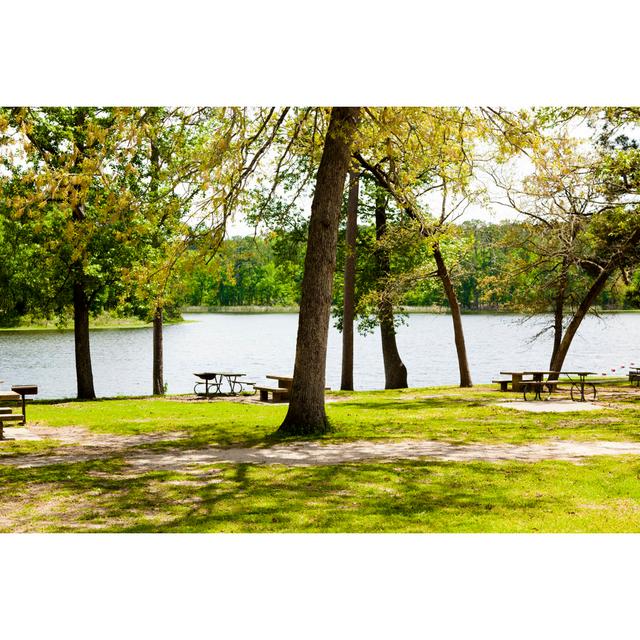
[153,305,164,395]
[433,243,473,387]
[73,282,96,400]
[375,191,408,389]
[340,171,359,391]
[278,107,360,436]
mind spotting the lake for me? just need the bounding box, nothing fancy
[0,312,638,399]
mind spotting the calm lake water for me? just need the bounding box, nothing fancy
[0,312,638,399]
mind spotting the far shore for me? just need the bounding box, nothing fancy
[2,306,638,331]
[180,305,640,315]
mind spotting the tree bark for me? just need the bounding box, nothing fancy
[433,243,473,387]
[340,171,359,391]
[278,107,360,436]
[73,281,96,399]
[153,305,164,395]
[375,191,408,389]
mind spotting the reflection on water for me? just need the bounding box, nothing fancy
[0,313,638,399]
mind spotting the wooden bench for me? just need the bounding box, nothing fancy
[254,385,290,403]
[629,370,640,386]
[0,413,25,440]
[492,379,512,392]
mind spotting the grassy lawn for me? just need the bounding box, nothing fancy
[24,383,640,446]
[1,384,639,532]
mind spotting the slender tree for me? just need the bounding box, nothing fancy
[374,189,408,388]
[340,170,359,390]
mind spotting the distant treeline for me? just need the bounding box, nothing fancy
[177,220,640,311]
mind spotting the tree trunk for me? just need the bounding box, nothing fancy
[549,259,569,370]
[433,243,473,387]
[340,171,359,391]
[375,191,408,389]
[153,305,164,395]
[71,195,96,400]
[548,266,614,377]
[73,282,96,400]
[278,107,360,436]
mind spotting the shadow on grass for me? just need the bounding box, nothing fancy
[113,461,559,533]
[331,396,499,412]
[1,456,577,533]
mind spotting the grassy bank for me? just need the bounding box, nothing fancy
[0,384,639,532]
[0,313,186,332]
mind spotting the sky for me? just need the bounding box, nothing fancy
[224,113,598,237]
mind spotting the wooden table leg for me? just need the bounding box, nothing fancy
[512,374,523,392]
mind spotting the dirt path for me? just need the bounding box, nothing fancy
[3,427,640,471]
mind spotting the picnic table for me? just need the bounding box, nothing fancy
[11,385,38,422]
[266,375,293,391]
[517,371,560,401]
[558,371,598,402]
[254,375,293,403]
[499,370,599,402]
[0,386,38,424]
[193,372,254,396]
[0,386,37,439]
[498,371,528,392]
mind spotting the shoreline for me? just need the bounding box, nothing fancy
[180,305,640,315]
[2,307,638,331]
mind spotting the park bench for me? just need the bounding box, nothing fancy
[629,368,640,386]
[254,385,290,403]
[0,408,25,440]
[492,378,513,392]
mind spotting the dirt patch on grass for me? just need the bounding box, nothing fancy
[4,438,640,472]
[29,424,186,448]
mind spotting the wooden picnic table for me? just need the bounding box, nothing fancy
[499,371,528,392]
[266,375,293,390]
[499,370,600,401]
[0,386,37,437]
[515,371,561,401]
[0,387,38,424]
[193,372,253,396]
[254,375,293,403]
[555,371,598,402]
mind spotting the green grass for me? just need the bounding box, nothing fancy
[2,456,640,532]
[0,312,187,332]
[28,383,640,447]
[1,383,638,532]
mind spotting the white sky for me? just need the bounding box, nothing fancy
[225,116,598,236]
